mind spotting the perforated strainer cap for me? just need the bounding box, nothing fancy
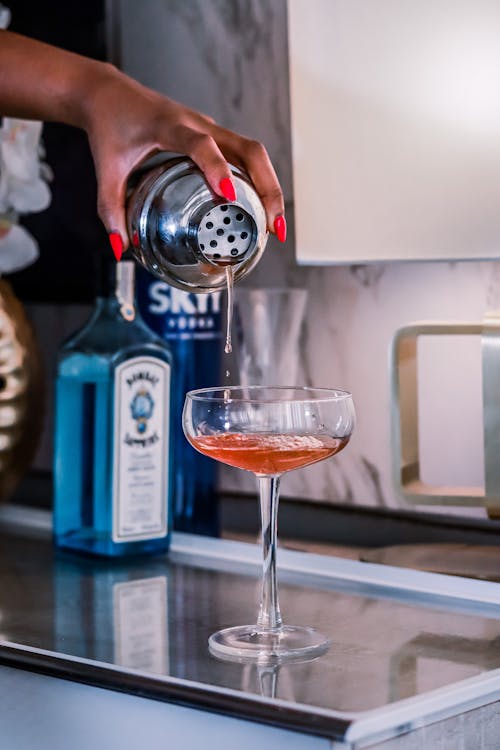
[196,203,257,265]
[127,156,268,293]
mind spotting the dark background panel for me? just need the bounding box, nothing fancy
[7,0,109,303]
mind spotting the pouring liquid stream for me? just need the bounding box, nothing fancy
[224,265,234,355]
[223,265,235,401]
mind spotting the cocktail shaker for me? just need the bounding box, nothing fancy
[127,156,268,293]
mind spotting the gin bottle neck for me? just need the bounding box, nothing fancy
[96,260,136,322]
[115,261,136,321]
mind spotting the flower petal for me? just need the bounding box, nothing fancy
[0,224,39,273]
[8,178,51,213]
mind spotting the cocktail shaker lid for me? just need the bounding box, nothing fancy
[127,157,268,293]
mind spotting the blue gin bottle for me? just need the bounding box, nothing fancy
[53,258,173,557]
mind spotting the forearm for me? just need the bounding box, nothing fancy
[0,30,285,242]
[0,30,116,129]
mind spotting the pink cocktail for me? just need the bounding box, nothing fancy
[183,386,355,662]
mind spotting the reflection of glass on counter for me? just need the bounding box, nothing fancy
[113,576,168,674]
[239,660,319,702]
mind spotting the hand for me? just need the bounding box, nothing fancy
[0,31,286,258]
[84,65,287,256]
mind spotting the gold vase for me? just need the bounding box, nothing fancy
[0,279,44,501]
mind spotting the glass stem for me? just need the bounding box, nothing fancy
[256,475,283,632]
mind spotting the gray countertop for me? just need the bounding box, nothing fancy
[0,505,499,748]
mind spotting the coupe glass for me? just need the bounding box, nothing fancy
[182,386,355,661]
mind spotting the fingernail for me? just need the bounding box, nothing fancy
[219,177,236,202]
[274,215,287,243]
[108,231,123,262]
[132,229,139,248]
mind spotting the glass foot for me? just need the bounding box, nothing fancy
[209,624,330,662]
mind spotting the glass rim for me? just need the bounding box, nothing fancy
[234,286,307,295]
[185,385,353,404]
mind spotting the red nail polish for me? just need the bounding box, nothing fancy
[108,231,123,262]
[219,177,236,202]
[274,215,287,243]
[132,229,139,248]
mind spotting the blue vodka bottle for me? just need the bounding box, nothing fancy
[53,259,173,557]
[136,267,221,536]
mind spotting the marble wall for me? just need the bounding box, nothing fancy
[28,0,500,520]
[111,0,500,518]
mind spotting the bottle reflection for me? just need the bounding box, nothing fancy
[113,576,168,673]
[54,557,169,675]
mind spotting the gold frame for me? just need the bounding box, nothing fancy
[391,316,500,514]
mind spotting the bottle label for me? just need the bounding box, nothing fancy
[112,356,170,542]
[137,279,223,341]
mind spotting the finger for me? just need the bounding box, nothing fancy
[95,165,129,261]
[209,128,285,237]
[174,126,237,201]
[240,140,285,235]
[186,108,216,127]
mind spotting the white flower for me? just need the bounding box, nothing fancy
[0,4,11,30]
[0,119,52,273]
[0,6,52,273]
[0,119,51,214]
[0,220,39,273]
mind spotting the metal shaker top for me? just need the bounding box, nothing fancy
[127,157,268,293]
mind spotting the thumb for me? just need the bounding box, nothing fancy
[96,171,128,262]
